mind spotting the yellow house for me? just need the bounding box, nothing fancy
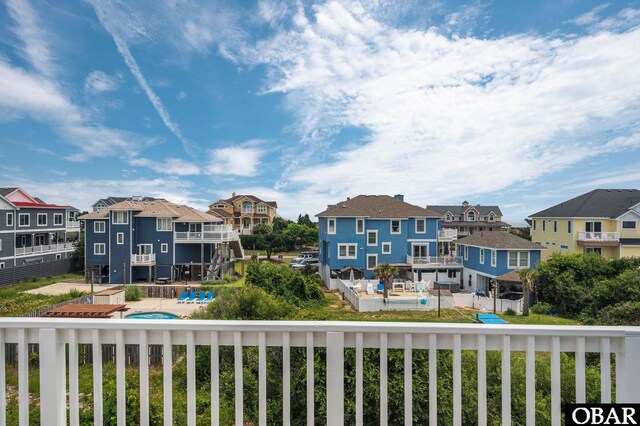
[529,189,640,260]
[207,193,278,234]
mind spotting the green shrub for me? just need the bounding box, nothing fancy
[195,286,294,320]
[530,302,552,315]
[68,288,86,298]
[125,285,142,301]
[29,276,39,283]
[504,308,516,316]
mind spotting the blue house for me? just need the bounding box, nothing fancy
[455,232,544,294]
[316,195,462,288]
[81,198,244,284]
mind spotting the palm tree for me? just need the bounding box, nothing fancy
[374,263,397,299]
[519,269,536,316]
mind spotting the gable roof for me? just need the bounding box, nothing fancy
[426,203,503,216]
[317,195,441,218]
[222,194,278,208]
[0,188,73,209]
[91,196,157,208]
[529,189,640,219]
[79,199,217,222]
[456,232,544,250]
[0,188,19,197]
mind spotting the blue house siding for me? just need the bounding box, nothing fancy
[85,218,110,268]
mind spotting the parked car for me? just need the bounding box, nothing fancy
[290,257,305,265]
[300,251,319,259]
[290,258,319,269]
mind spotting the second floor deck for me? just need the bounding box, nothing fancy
[407,255,463,268]
[174,225,240,243]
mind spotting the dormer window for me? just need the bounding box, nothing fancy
[488,214,495,222]
[257,205,267,213]
[445,213,452,222]
[467,211,475,221]
[242,201,253,213]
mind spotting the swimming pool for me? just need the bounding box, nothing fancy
[126,312,179,319]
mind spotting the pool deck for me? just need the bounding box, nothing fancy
[123,298,206,318]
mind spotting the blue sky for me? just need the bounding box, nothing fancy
[1,0,639,225]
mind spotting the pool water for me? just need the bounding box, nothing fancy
[126,312,179,319]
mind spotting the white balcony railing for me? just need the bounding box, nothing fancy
[131,253,156,265]
[15,242,75,256]
[175,225,239,243]
[407,255,463,267]
[0,319,639,425]
[66,220,81,230]
[438,228,458,240]
[577,232,619,242]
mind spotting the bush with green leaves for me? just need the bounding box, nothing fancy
[245,260,323,306]
[124,285,142,301]
[194,286,294,320]
[530,302,553,315]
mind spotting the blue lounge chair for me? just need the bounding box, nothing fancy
[195,291,206,304]
[377,282,384,294]
[203,291,215,304]
[176,291,188,304]
[185,291,197,303]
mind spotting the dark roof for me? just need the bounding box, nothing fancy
[495,270,525,283]
[443,221,511,227]
[317,195,441,218]
[218,194,278,209]
[0,188,19,197]
[427,203,503,216]
[529,189,640,219]
[456,232,545,250]
[92,196,157,207]
[208,208,233,218]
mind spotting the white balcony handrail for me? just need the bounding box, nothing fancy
[66,220,81,229]
[175,228,240,242]
[131,253,156,264]
[0,318,639,425]
[407,255,463,265]
[15,242,75,256]
[577,231,619,241]
[438,229,458,239]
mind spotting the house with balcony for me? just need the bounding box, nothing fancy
[316,194,462,288]
[81,198,243,284]
[529,189,640,260]
[0,188,79,269]
[207,192,278,235]
[426,201,511,238]
[92,196,157,212]
[456,232,544,294]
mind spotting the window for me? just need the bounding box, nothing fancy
[585,221,602,233]
[445,213,452,222]
[257,205,267,213]
[622,221,637,229]
[37,213,47,226]
[367,230,378,246]
[390,220,401,234]
[0,239,2,252]
[337,243,357,259]
[157,218,172,231]
[94,221,106,233]
[467,211,475,221]
[19,213,29,227]
[161,243,169,253]
[567,220,572,234]
[488,214,495,222]
[0,262,4,269]
[560,244,569,250]
[116,232,124,245]
[112,211,128,224]
[382,242,391,254]
[94,243,106,255]
[533,220,536,231]
[415,219,426,233]
[553,221,557,232]
[356,218,364,234]
[464,246,468,260]
[542,221,546,232]
[491,250,496,267]
[327,218,336,234]
[479,248,485,264]
[139,244,153,255]
[54,213,63,226]
[55,254,62,260]
[6,212,13,227]
[366,254,377,270]
[508,251,529,268]
[242,202,252,213]
[586,247,602,255]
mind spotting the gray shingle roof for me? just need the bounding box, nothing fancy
[0,188,19,197]
[92,196,157,207]
[316,195,441,218]
[456,232,545,250]
[427,203,503,216]
[529,189,640,219]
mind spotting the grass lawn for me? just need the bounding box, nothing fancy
[498,313,580,325]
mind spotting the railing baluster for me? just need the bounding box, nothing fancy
[356,332,363,426]
[429,333,437,426]
[600,337,611,403]
[502,335,511,426]
[163,330,173,426]
[306,332,314,426]
[380,332,388,426]
[187,331,196,426]
[453,334,462,426]
[259,332,267,426]
[526,336,535,426]
[283,331,291,426]
[93,329,103,426]
[477,334,487,426]
[575,337,586,403]
[211,331,220,426]
[234,331,243,426]
[0,329,5,426]
[69,329,79,426]
[116,329,126,425]
[551,336,560,426]
[404,333,412,426]
[18,328,28,426]
[326,332,344,425]
[139,330,149,426]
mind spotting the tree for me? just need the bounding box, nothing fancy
[374,263,397,299]
[252,223,271,236]
[272,217,289,233]
[72,231,85,269]
[518,269,536,316]
[297,214,314,227]
[256,232,285,259]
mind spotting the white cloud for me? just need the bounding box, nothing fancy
[84,70,119,93]
[129,157,201,176]
[206,146,264,177]
[568,3,610,26]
